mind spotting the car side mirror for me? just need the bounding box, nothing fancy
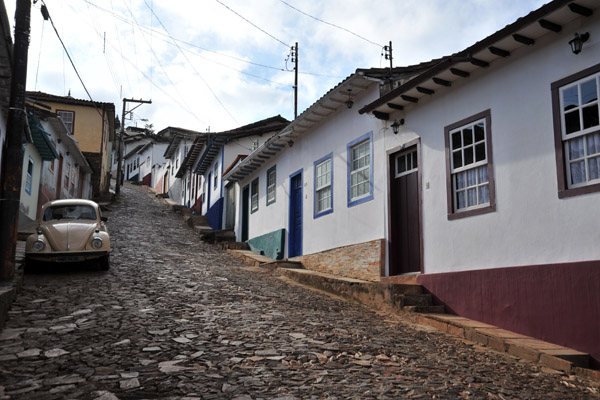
[101,216,108,222]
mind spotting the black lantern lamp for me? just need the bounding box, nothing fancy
[569,32,589,55]
[345,89,354,109]
[390,119,404,134]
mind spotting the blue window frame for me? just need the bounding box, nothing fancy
[251,177,259,213]
[266,166,276,206]
[347,131,374,207]
[213,162,219,189]
[313,153,333,218]
[25,157,33,195]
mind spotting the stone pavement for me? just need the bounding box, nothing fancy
[0,183,599,399]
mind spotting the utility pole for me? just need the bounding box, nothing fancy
[0,0,31,281]
[384,41,393,77]
[292,42,298,119]
[115,98,152,196]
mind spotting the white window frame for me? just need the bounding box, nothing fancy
[266,166,276,206]
[347,132,373,207]
[559,73,600,189]
[314,154,333,218]
[57,110,74,134]
[251,178,259,213]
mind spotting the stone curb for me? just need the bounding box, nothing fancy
[0,242,26,330]
[228,248,600,381]
[416,314,600,380]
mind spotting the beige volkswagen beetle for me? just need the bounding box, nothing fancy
[25,199,110,270]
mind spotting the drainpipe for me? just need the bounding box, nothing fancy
[0,0,31,280]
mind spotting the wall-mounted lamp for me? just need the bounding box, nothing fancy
[57,139,61,143]
[66,151,70,156]
[569,32,589,55]
[288,140,294,148]
[391,119,404,134]
[345,89,354,109]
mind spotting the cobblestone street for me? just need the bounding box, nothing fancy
[0,183,599,399]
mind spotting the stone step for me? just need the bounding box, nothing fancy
[261,260,304,271]
[202,229,236,243]
[389,284,424,295]
[396,293,433,307]
[193,225,213,234]
[218,242,250,251]
[403,305,445,313]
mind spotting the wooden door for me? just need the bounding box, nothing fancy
[241,185,249,241]
[389,147,421,275]
[288,171,303,257]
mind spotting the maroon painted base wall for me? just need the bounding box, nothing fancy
[417,261,600,369]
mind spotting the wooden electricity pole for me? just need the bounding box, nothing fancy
[0,0,31,281]
[115,98,152,196]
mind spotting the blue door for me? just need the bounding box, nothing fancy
[288,170,303,257]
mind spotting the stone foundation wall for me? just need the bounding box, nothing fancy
[292,239,384,282]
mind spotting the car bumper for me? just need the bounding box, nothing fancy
[26,251,108,263]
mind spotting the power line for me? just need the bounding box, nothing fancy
[215,0,290,48]
[142,0,239,125]
[40,2,97,106]
[80,0,344,79]
[278,0,382,48]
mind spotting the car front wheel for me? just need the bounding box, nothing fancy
[99,255,110,271]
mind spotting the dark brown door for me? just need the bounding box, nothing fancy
[389,147,421,275]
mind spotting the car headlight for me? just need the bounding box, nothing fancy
[32,239,46,252]
[91,237,103,249]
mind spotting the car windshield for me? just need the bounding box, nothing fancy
[43,205,97,221]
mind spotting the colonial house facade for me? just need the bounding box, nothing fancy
[159,127,205,204]
[26,92,116,199]
[225,0,600,368]
[360,0,600,368]
[191,115,289,231]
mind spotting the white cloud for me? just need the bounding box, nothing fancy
[7,0,547,132]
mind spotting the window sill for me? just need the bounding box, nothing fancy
[448,204,496,220]
[558,182,600,199]
[348,193,374,208]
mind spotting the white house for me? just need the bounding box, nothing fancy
[160,127,204,205]
[19,106,93,228]
[225,0,600,369]
[223,67,431,272]
[192,115,289,231]
[359,0,600,369]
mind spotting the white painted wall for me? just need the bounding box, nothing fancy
[19,143,42,221]
[385,14,600,274]
[237,83,387,258]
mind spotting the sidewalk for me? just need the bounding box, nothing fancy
[228,248,600,381]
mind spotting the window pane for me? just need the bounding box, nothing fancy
[569,137,585,160]
[456,191,466,209]
[464,147,474,166]
[478,185,490,204]
[398,155,406,173]
[474,123,485,142]
[582,105,599,129]
[456,172,466,189]
[478,166,489,184]
[588,156,600,181]
[466,169,477,186]
[563,86,579,111]
[467,188,477,207]
[453,151,462,169]
[570,160,585,184]
[463,128,473,146]
[565,110,580,134]
[588,133,600,156]
[451,131,461,149]
[412,152,418,169]
[581,79,598,104]
[475,143,486,162]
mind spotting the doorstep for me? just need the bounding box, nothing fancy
[417,313,599,379]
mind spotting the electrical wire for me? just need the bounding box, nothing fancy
[215,0,290,48]
[143,0,239,125]
[278,0,383,48]
[40,1,96,106]
[80,0,343,79]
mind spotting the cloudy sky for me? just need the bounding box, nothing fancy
[6,0,547,133]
